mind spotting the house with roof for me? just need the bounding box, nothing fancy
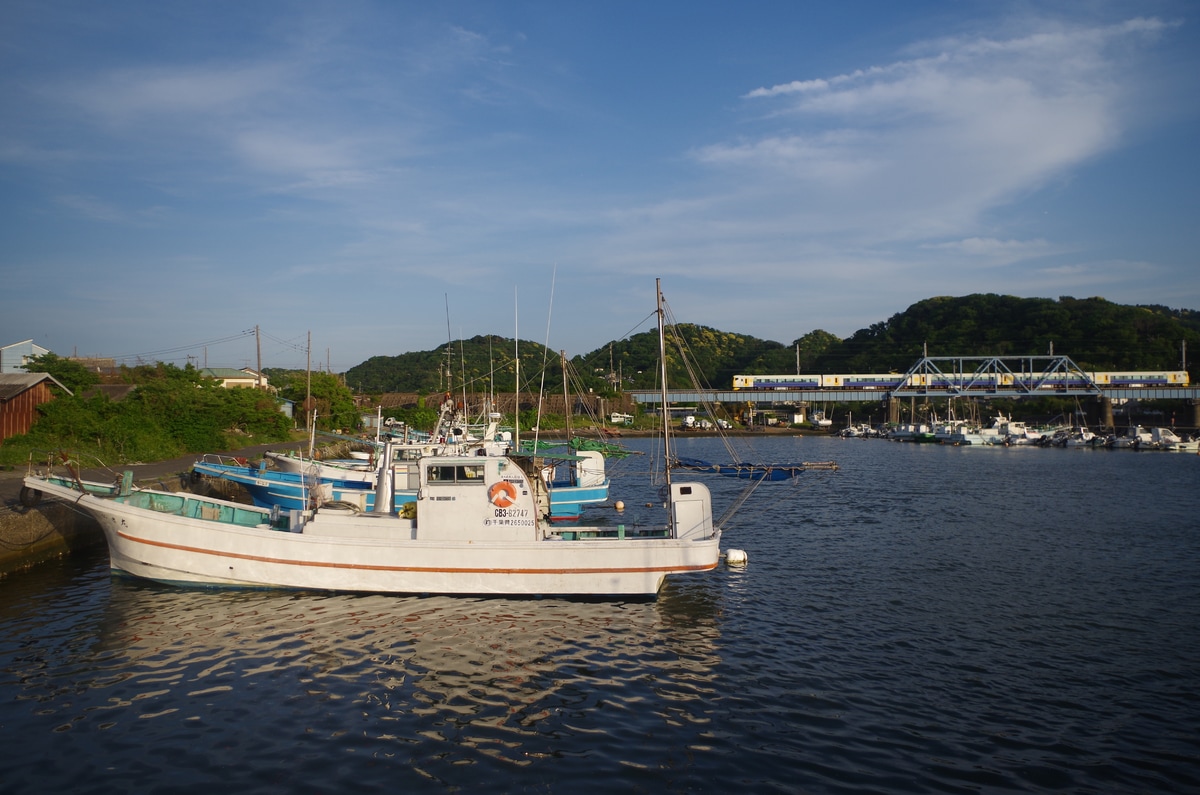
[0,373,72,442]
[198,367,272,390]
[0,340,51,374]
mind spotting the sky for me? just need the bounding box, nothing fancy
[2,1,1197,373]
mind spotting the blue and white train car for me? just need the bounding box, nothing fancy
[732,370,1189,390]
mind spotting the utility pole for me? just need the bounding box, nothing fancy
[255,325,262,389]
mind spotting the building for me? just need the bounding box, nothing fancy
[198,367,272,390]
[0,340,51,374]
[0,373,72,442]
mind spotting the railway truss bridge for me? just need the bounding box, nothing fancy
[628,356,1200,425]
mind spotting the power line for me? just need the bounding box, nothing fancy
[108,329,257,362]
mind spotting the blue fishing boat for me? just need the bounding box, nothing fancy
[524,449,610,522]
[192,456,414,513]
[673,456,837,481]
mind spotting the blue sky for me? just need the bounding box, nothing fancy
[2,1,1197,373]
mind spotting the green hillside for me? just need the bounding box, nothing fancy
[328,295,1198,395]
[813,296,1199,374]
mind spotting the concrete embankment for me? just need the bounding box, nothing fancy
[0,442,290,577]
[0,497,106,574]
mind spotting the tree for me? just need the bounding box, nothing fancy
[278,372,360,432]
[24,352,99,394]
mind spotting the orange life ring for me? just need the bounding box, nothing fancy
[488,481,518,508]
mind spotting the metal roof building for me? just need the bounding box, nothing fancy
[0,340,51,374]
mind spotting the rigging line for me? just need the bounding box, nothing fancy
[532,265,557,449]
[659,297,741,463]
[715,475,769,529]
[615,310,660,342]
[717,473,830,532]
[569,310,660,373]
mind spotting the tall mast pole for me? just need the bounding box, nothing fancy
[513,289,519,450]
[561,350,571,440]
[657,278,672,489]
[305,330,312,432]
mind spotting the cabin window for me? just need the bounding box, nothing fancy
[428,464,486,484]
[679,486,692,494]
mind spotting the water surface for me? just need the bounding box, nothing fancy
[2,436,1197,793]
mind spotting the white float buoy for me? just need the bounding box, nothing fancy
[614,500,625,511]
[724,548,748,566]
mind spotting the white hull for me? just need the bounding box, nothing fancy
[95,504,717,595]
[27,459,720,597]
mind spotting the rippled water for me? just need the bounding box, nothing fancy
[2,436,1198,793]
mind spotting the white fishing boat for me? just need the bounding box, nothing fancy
[1048,426,1099,448]
[19,281,726,597]
[1104,425,1152,449]
[1003,419,1044,445]
[937,420,991,446]
[1148,427,1200,452]
[266,408,511,482]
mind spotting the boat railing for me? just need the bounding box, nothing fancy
[196,453,259,469]
[122,489,281,528]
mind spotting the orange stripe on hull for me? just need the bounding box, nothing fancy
[116,531,717,575]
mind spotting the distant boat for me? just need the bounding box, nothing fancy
[1048,426,1098,448]
[1148,427,1200,452]
[1105,425,1152,449]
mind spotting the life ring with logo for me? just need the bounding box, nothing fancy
[488,481,518,508]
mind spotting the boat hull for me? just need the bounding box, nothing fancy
[27,477,719,597]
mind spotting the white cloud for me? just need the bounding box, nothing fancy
[922,237,1061,262]
[233,129,361,176]
[55,194,166,224]
[64,62,294,123]
[703,18,1173,244]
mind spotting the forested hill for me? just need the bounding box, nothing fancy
[813,295,1199,374]
[328,296,1199,394]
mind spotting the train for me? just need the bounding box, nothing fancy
[731,371,1191,391]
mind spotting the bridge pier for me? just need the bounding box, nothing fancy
[888,397,900,425]
[1192,399,1200,429]
[1101,397,1114,430]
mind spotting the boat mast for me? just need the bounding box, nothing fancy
[657,278,672,489]
[561,349,572,441]
[513,288,520,451]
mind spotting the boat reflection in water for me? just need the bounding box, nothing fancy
[86,577,723,771]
